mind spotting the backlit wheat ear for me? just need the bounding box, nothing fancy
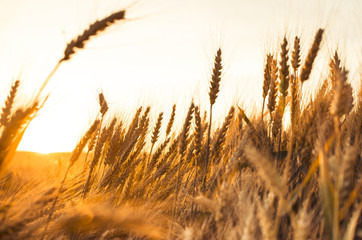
[209,48,223,106]
[292,36,301,73]
[99,92,108,117]
[69,119,101,168]
[279,37,290,113]
[62,10,126,61]
[148,112,164,167]
[205,48,223,192]
[267,57,278,115]
[166,104,176,137]
[291,36,301,130]
[134,106,151,156]
[263,54,273,100]
[179,102,195,157]
[211,106,235,163]
[0,80,20,127]
[300,29,324,83]
[262,54,273,119]
[151,112,163,146]
[194,106,202,157]
[330,63,353,118]
[329,52,353,118]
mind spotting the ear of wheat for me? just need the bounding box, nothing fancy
[300,29,324,83]
[62,10,126,61]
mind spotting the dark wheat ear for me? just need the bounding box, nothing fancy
[279,37,290,98]
[300,29,324,83]
[209,48,223,106]
[179,102,195,157]
[291,36,301,73]
[99,93,109,117]
[166,104,176,137]
[194,106,203,157]
[151,113,163,146]
[263,54,273,100]
[62,10,126,61]
[267,57,278,115]
[262,54,273,119]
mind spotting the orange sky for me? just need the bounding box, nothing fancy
[0,0,361,153]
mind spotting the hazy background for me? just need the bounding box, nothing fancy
[0,0,360,153]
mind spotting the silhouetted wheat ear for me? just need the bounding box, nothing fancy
[291,36,301,127]
[179,102,195,156]
[99,93,108,116]
[292,36,301,73]
[0,80,20,127]
[300,29,324,83]
[263,54,273,100]
[267,57,278,114]
[290,74,299,126]
[166,104,176,137]
[209,48,223,106]
[61,10,126,61]
[194,106,202,157]
[151,113,163,146]
[279,37,290,99]
[139,106,151,131]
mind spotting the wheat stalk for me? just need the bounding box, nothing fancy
[205,48,223,192]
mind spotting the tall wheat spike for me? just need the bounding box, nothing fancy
[300,29,324,83]
[279,37,290,114]
[205,48,223,192]
[291,36,301,130]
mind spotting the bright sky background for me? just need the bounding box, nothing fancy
[0,0,361,153]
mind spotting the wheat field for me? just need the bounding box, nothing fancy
[0,6,361,240]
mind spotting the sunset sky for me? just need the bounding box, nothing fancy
[0,0,361,153]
